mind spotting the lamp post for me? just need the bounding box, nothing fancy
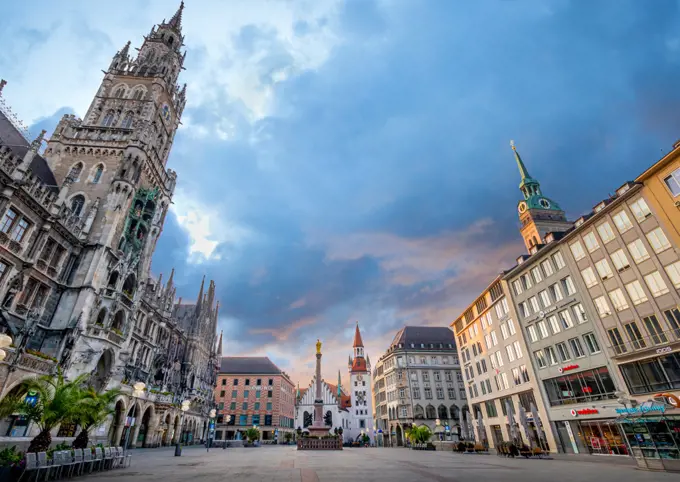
[206,409,216,452]
[174,400,191,457]
[223,415,231,450]
[435,418,444,451]
[123,382,145,454]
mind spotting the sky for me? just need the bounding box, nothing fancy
[2,0,680,390]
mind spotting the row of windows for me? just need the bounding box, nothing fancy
[65,162,104,185]
[220,414,274,426]
[607,310,680,354]
[512,252,567,295]
[220,378,274,386]
[569,198,653,261]
[221,401,273,411]
[218,389,273,399]
[517,277,577,319]
[533,332,601,368]
[526,303,588,342]
[458,299,510,348]
[469,364,530,401]
[412,387,466,400]
[620,351,680,394]
[592,267,678,318]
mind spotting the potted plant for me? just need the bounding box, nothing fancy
[70,387,121,449]
[245,427,260,446]
[0,446,23,482]
[284,432,293,445]
[0,370,89,453]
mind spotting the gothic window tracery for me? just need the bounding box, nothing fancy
[101,110,115,127]
[133,88,145,100]
[69,195,85,216]
[67,162,83,181]
[92,164,104,183]
[121,111,134,129]
[114,87,126,98]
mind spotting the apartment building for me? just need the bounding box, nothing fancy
[372,326,464,446]
[452,276,556,452]
[214,357,296,442]
[504,236,626,456]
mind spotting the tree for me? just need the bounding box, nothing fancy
[405,425,432,444]
[0,371,88,453]
[245,427,260,444]
[71,387,121,449]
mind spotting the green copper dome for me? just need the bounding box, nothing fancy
[512,143,562,212]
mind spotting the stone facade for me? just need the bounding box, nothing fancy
[372,326,465,447]
[0,3,220,448]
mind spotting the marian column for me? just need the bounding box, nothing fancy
[308,339,329,437]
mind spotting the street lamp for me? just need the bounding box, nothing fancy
[174,400,191,457]
[206,409,216,452]
[223,415,231,450]
[123,382,145,454]
[435,418,444,451]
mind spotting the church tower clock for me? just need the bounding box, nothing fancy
[511,141,572,253]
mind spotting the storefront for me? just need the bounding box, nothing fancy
[616,403,680,472]
[554,418,628,455]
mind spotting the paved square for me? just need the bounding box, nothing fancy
[86,446,680,482]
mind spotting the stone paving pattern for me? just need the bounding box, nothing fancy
[88,446,680,482]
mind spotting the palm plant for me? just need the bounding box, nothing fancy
[245,427,260,444]
[71,387,121,449]
[0,371,88,453]
[405,425,432,444]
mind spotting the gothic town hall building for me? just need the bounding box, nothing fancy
[0,3,220,448]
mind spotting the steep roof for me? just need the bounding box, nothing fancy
[219,356,283,375]
[0,110,57,190]
[353,323,364,347]
[390,326,455,349]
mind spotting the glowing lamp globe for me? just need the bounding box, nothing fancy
[133,382,146,392]
[0,349,6,362]
[209,409,216,418]
[0,333,12,349]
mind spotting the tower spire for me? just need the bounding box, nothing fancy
[337,370,342,397]
[166,1,185,31]
[510,140,538,190]
[217,330,223,356]
[195,275,205,315]
[353,321,364,348]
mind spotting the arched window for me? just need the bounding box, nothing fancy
[111,310,125,331]
[133,89,145,100]
[107,271,119,288]
[123,273,136,299]
[114,87,126,98]
[101,110,115,127]
[426,405,436,419]
[121,111,134,129]
[95,308,107,326]
[438,405,448,420]
[70,195,85,216]
[68,162,83,181]
[92,164,104,183]
[414,405,424,419]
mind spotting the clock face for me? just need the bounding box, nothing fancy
[539,198,551,209]
[518,201,527,214]
[357,375,363,381]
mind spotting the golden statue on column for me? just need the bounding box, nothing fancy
[316,339,322,354]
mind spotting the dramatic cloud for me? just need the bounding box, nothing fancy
[5,0,680,386]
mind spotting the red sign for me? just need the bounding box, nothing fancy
[591,437,601,450]
[583,387,593,393]
[559,364,580,373]
[570,408,599,417]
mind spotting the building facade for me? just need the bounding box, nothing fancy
[215,357,295,442]
[372,326,465,447]
[0,3,219,448]
[451,275,557,452]
[295,374,352,439]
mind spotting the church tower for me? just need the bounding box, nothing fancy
[511,141,572,252]
[347,322,373,442]
[40,3,188,378]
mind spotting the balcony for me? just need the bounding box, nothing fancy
[1,348,57,374]
[607,329,680,359]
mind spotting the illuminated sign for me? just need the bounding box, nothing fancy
[656,346,672,355]
[558,364,580,373]
[570,408,599,417]
[615,403,666,415]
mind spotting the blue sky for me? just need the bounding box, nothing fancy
[2,0,680,386]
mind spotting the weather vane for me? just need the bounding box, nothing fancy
[510,139,516,150]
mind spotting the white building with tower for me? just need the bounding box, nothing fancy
[294,323,375,443]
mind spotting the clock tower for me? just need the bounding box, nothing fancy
[511,141,572,253]
[347,322,373,443]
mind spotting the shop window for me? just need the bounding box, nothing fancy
[620,352,680,395]
[543,367,617,406]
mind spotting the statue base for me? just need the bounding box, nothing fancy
[306,425,331,438]
[297,436,342,451]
